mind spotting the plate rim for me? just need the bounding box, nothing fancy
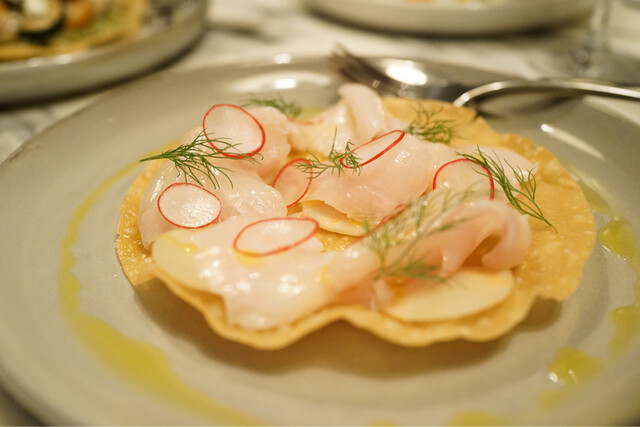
[303,0,596,34]
[0,54,639,426]
[0,0,208,105]
[308,0,587,12]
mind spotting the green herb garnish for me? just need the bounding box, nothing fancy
[140,131,261,189]
[458,147,554,228]
[295,138,362,179]
[241,95,302,119]
[364,189,475,280]
[405,105,456,144]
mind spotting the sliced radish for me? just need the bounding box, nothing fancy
[379,203,409,227]
[233,217,319,257]
[348,202,409,246]
[272,158,313,207]
[157,183,222,229]
[367,203,408,235]
[202,104,265,158]
[432,158,495,199]
[342,129,405,168]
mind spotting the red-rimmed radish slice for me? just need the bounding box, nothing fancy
[272,158,313,207]
[378,203,409,227]
[233,217,319,257]
[432,158,495,199]
[158,183,222,229]
[362,202,409,236]
[350,202,409,245]
[202,104,265,158]
[341,129,405,168]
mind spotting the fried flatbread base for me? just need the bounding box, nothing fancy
[116,98,596,349]
[0,0,147,61]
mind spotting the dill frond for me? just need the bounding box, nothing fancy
[364,188,477,280]
[241,95,302,119]
[379,258,441,280]
[139,130,261,189]
[295,138,362,179]
[404,105,456,144]
[458,146,554,228]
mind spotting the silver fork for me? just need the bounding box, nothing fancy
[330,45,640,108]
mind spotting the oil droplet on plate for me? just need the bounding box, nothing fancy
[598,216,640,353]
[58,158,261,425]
[536,183,639,410]
[448,410,511,426]
[450,179,640,424]
[609,305,640,354]
[537,348,604,409]
[598,216,640,265]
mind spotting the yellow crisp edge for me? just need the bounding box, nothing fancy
[116,98,596,350]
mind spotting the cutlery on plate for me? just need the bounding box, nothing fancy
[330,45,640,109]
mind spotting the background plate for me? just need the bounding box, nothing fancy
[303,0,596,35]
[0,0,206,105]
[0,56,639,425]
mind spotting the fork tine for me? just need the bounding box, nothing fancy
[329,50,378,85]
[333,44,390,82]
[331,47,391,87]
[330,44,406,96]
[330,53,384,91]
[331,62,400,97]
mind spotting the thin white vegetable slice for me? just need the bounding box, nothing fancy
[233,217,319,257]
[157,183,222,229]
[383,268,514,322]
[202,104,265,157]
[301,201,366,236]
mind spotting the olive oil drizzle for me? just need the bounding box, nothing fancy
[580,183,640,354]
[56,143,638,425]
[448,410,510,426]
[449,179,640,425]
[534,189,640,412]
[58,160,261,425]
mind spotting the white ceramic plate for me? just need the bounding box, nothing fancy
[0,0,206,106]
[304,0,596,35]
[0,56,639,425]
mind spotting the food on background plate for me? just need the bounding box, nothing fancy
[116,83,595,350]
[0,0,147,61]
